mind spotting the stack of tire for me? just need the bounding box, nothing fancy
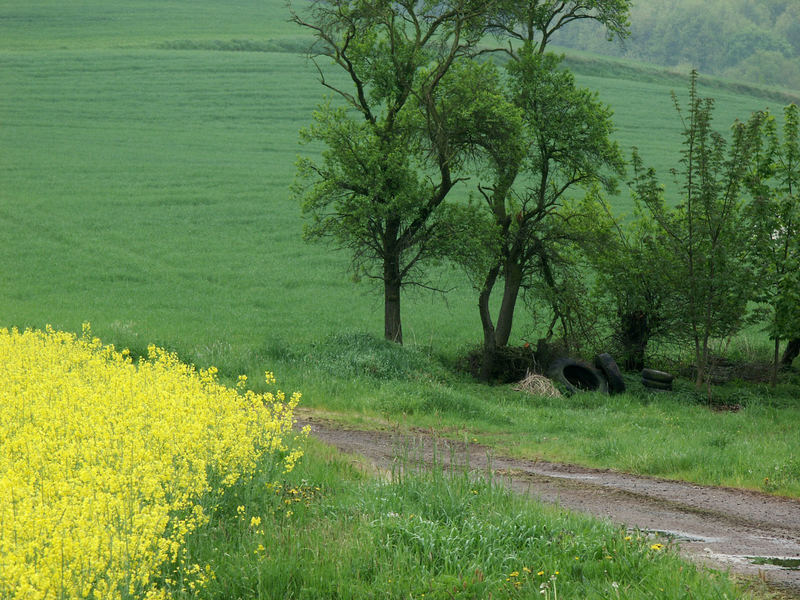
[547,353,626,396]
[641,368,674,391]
[594,353,626,395]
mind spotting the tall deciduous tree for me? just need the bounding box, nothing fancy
[455,1,631,380]
[486,0,631,53]
[745,103,800,382]
[631,72,762,390]
[470,49,626,380]
[291,0,493,343]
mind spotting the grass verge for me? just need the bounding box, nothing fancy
[255,333,800,499]
[165,436,761,599]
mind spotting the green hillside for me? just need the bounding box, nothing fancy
[553,0,800,93]
[0,0,303,50]
[3,0,792,367]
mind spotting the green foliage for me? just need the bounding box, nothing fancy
[501,50,624,349]
[292,0,506,343]
[460,45,626,379]
[745,104,800,343]
[576,193,675,369]
[487,0,632,50]
[629,72,762,387]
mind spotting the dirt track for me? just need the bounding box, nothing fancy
[297,416,800,597]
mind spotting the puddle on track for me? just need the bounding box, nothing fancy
[640,528,723,544]
[748,557,800,570]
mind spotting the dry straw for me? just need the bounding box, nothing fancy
[513,371,562,398]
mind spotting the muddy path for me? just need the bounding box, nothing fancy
[296,416,800,597]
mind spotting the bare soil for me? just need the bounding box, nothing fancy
[296,415,800,597]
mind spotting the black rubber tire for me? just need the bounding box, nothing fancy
[548,358,609,396]
[641,368,674,383]
[594,353,626,395]
[642,377,672,391]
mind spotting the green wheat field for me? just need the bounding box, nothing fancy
[1,0,789,361]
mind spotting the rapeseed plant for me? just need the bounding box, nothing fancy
[0,325,305,599]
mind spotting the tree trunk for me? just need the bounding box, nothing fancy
[781,338,800,368]
[494,259,523,348]
[384,257,403,344]
[478,264,502,382]
[769,338,780,387]
[693,333,705,390]
[619,311,649,371]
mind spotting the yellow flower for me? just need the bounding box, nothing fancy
[509,571,519,578]
[250,516,262,528]
[0,325,305,599]
[650,543,664,551]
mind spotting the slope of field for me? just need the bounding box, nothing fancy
[0,0,793,370]
[0,0,302,50]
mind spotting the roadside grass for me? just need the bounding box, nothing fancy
[271,335,800,500]
[166,436,755,599]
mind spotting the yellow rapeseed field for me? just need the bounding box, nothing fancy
[0,325,305,599]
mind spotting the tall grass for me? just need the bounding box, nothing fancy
[168,437,755,599]
[277,336,800,498]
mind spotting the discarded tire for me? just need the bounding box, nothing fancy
[641,368,674,384]
[641,368,674,391]
[548,358,608,396]
[594,353,626,395]
[642,378,673,391]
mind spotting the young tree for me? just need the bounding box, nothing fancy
[632,72,762,390]
[291,0,493,343]
[745,103,800,383]
[582,192,676,371]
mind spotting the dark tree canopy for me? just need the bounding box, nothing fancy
[552,0,800,90]
[292,0,631,347]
